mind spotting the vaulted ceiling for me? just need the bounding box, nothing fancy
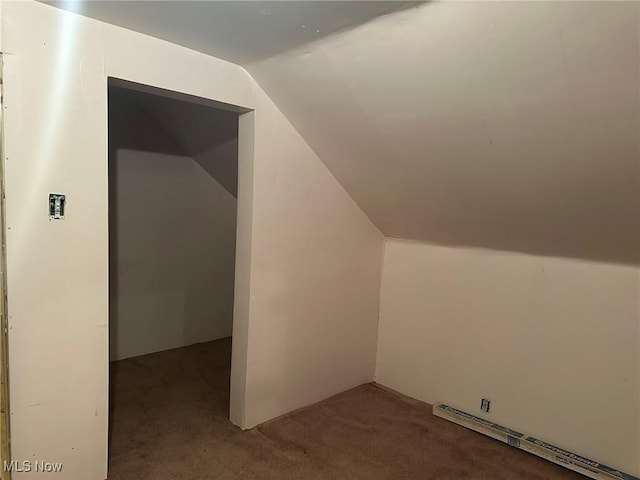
[50,1,639,264]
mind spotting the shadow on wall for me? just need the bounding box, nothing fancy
[132,89,239,198]
[108,86,239,362]
[109,87,239,196]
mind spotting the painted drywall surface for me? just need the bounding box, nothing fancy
[109,94,237,361]
[249,1,640,265]
[242,89,384,427]
[112,150,236,361]
[112,149,236,361]
[2,2,383,478]
[376,239,640,475]
[2,5,111,479]
[128,89,241,197]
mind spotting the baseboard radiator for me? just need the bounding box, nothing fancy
[433,404,639,480]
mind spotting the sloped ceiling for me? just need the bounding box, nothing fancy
[50,1,639,264]
[44,1,419,64]
[248,2,639,265]
[110,85,239,197]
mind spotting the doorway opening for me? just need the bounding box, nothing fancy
[107,79,245,476]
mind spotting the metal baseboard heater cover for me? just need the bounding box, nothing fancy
[433,404,639,480]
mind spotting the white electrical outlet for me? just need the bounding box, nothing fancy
[480,398,491,412]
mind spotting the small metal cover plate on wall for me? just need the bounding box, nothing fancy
[49,194,66,220]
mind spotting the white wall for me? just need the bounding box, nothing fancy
[242,90,384,427]
[376,239,640,476]
[111,150,237,360]
[109,95,237,361]
[2,2,384,479]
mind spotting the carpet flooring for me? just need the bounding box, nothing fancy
[108,337,586,480]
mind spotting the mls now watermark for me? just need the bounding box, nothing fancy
[4,460,63,473]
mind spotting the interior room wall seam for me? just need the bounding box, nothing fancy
[372,237,389,382]
[383,236,640,268]
[245,74,384,241]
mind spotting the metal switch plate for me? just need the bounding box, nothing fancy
[49,194,66,220]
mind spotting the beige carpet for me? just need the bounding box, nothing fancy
[108,337,586,480]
